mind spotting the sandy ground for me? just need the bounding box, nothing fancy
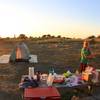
[0,39,99,100]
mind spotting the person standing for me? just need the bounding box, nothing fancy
[80,40,94,72]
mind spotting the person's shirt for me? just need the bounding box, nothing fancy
[80,47,91,64]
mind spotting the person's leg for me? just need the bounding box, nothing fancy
[80,63,84,73]
[83,63,87,71]
[80,63,87,73]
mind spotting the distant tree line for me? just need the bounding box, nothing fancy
[16,34,65,40]
[15,34,100,39]
[0,34,100,40]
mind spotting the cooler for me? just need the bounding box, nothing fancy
[24,87,61,100]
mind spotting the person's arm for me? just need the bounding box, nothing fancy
[86,48,95,59]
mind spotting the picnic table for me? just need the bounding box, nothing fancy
[20,72,100,99]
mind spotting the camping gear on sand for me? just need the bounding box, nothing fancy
[82,72,92,81]
[82,66,97,82]
[63,70,72,78]
[53,74,65,84]
[96,69,100,82]
[19,77,38,89]
[49,67,55,75]
[9,42,30,62]
[28,67,34,79]
[47,73,54,86]
[0,55,10,63]
[0,47,38,63]
[92,69,100,83]
[24,87,61,100]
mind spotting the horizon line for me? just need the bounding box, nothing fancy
[0,33,99,39]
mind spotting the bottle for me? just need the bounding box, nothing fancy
[49,67,54,75]
[29,67,34,79]
[52,67,55,75]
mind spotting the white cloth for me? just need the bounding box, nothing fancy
[0,55,10,63]
[29,55,38,63]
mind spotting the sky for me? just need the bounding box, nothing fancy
[0,0,100,38]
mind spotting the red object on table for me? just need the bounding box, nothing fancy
[24,87,61,100]
[53,79,64,84]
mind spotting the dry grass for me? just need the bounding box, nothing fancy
[0,38,99,100]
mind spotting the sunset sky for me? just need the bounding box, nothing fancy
[0,0,100,38]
